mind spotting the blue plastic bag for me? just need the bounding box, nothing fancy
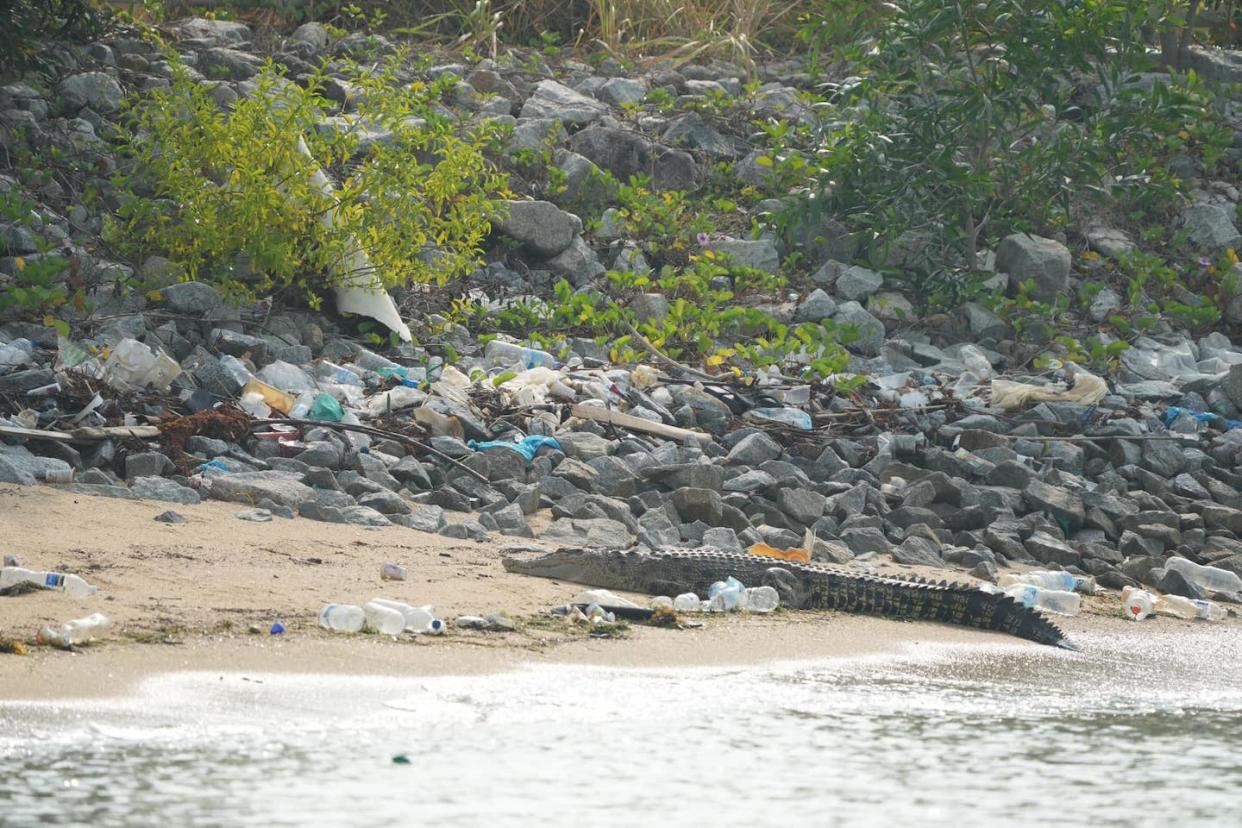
[467,435,561,463]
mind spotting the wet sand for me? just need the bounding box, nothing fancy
[0,484,1218,700]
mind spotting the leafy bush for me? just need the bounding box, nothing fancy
[793,0,1178,309]
[0,0,111,71]
[110,56,508,307]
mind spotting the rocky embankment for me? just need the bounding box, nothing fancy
[2,18,1242,616]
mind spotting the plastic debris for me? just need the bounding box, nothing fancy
[990,367,1107,410]
[380,563,407,581]
[467,435,561,462]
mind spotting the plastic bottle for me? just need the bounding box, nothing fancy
[672,592,701,612]
[368,598,445,634]
[484,339,558,370]
[312,361,364,387]
[353,348,402,373]
[37,613,110,647]
[1164,557,1242,596]
[219,354,252,387]
[318,603,365,633]
[708,577,746,612]
[1003,584,1081,616]
[1123,587,1156,621]
[999,570,1095,594]
[0,567,97,598]
[746,407,813,430]
[380,563,407,581]
[742,586,780,613]
[1154,594,1227,621]
[363,601,407,634]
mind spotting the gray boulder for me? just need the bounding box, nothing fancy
[997,233,1070,303]
[519,80,608,126]
[495,200,580,257]
[570,125,700,191]
[1182,203,1241,252]
[58,72,124,113]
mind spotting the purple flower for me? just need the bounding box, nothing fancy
[696,232,710,246]
[1199,256,1213,267]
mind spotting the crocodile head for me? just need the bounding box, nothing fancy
[501,546,638,590]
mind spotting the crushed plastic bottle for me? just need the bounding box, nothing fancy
[363,601,407,634]
[1164,557,1242,597]
[380,563,407,581]
[37,613,110,647]
[746,407,813,430]
[1003,584,1081,616]
[999,570,1096,594]
[0,567,96,597]
[102,338,181,391]
[484,339,558,370]
[318,603,366,633]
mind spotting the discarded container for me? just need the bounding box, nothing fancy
[311,361,364,387]
[1164,557,1242,597]
[999,570,1095,594]
[484,339,558,370]
[672,592,701,612]
[318,603,365,633]
[37,612,110,647]
[741,586,780,613]
[1155,594,1227,621]
[363,601,407,635]
[1003,584,1081,616]
[240,377,296,415]
[102,339,181,391]
[1123,587,1156,621]
[746,407,813,430]
[366,385,427,416]
[0,567,96,597]
[238,391,271,418]
[368,598,445,634]
[380,563,407,581]
[39,467,74,484]
[707,577,746,612]
[219,354,252,387]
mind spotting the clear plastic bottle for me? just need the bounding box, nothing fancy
[742,585,780,613]
[363,601,407,634]
[37,612,111,646]
[1123,586,1155,621]
[1003,584,1081,616]
[368,598,445,634]
[1155,594,1227,621]
[318,603,366,633]
[0,567,97,598]
[999,570,1095,594]
[484,339,558,370]
[746,407,813,430]
[672,592,701,612]
[312,361,364,387]
[1164,557,1242,596]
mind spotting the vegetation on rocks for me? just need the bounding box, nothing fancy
[110,56,509,307]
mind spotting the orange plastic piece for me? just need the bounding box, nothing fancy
[748,543,811,563]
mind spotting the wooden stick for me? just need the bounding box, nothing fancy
[0,424,162,443]
[570,403,713,444]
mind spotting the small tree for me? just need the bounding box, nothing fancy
[111,56,508,308]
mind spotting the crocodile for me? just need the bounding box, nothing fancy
[503,545,1075,649]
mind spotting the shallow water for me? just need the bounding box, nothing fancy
[2,627,1239,826]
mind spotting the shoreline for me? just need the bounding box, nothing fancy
[0,484,1228,701]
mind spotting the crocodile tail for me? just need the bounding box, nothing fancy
[977,589,1076,650]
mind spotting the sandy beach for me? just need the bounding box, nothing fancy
[0,484,1223,700]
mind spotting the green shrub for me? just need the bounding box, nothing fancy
[110,56,508,308]
[0,0,111,71]
[792,0,1169,309]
